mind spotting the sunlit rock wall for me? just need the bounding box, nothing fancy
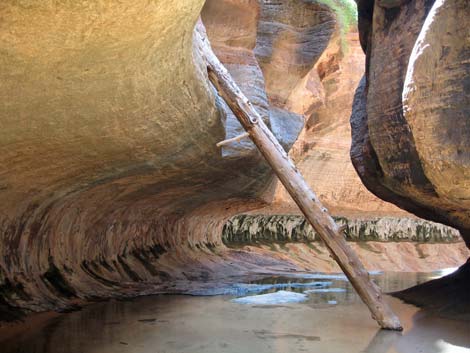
[0,0,287,317]
[252,0,405,215]
[0,0,347,318]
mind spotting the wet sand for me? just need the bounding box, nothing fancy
[1,270,469,353]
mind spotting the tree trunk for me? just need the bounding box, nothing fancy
[197,22,403,331]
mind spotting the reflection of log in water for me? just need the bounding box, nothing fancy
[362,329,402,353]
[364,308,470,353]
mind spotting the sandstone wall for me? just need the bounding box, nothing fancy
[350,0,470,245]
[250,1,406,215]
[0,0,279,317]
[223,214,462,244]
[0,0,362,319]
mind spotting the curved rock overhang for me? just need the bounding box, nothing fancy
[0,0,346,319]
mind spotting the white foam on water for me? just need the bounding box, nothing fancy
[232,290,307,305]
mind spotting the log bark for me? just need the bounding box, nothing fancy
[197,23,403,331]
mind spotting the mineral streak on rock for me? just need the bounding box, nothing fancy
[223,214,463,244]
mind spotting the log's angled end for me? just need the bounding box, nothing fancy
[378,314,403,331]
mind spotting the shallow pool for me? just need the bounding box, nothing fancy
[1,268,469,353]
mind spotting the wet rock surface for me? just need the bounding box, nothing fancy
[394,260,470,320]
[223,214,462,244]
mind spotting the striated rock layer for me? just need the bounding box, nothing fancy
[350,0,470,244]
[0,0,284,319]
[350,0,470,315]
[0,0,378,320]
[223,215,463,244]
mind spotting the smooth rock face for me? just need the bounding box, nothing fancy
[403,0,470,204]
[351,0,470,245]
[266,29,404,214]
[218,0,404,216]
[201,0,304,158]
[254,0,336,106]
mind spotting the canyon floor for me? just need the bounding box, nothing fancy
[1,269,469,353]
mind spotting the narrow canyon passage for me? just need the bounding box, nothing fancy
[0,0,469,351]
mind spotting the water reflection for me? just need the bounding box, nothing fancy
[1,269,468,353]
[362,330,402,353]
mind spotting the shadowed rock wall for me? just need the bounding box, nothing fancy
[350,0,470,317]
[350,0,470,245]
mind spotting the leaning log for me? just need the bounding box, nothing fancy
[196,23,403,331]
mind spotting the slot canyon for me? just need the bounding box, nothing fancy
[0,0,469,352]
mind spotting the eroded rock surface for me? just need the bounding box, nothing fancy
[351,0,470,244]
[223,214,462,244]
[1,0,467,322]
[350,0,470,316]
[0,0,369,319]
[0,0,283,318]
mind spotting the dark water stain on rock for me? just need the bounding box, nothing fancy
[41,259,77,298]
